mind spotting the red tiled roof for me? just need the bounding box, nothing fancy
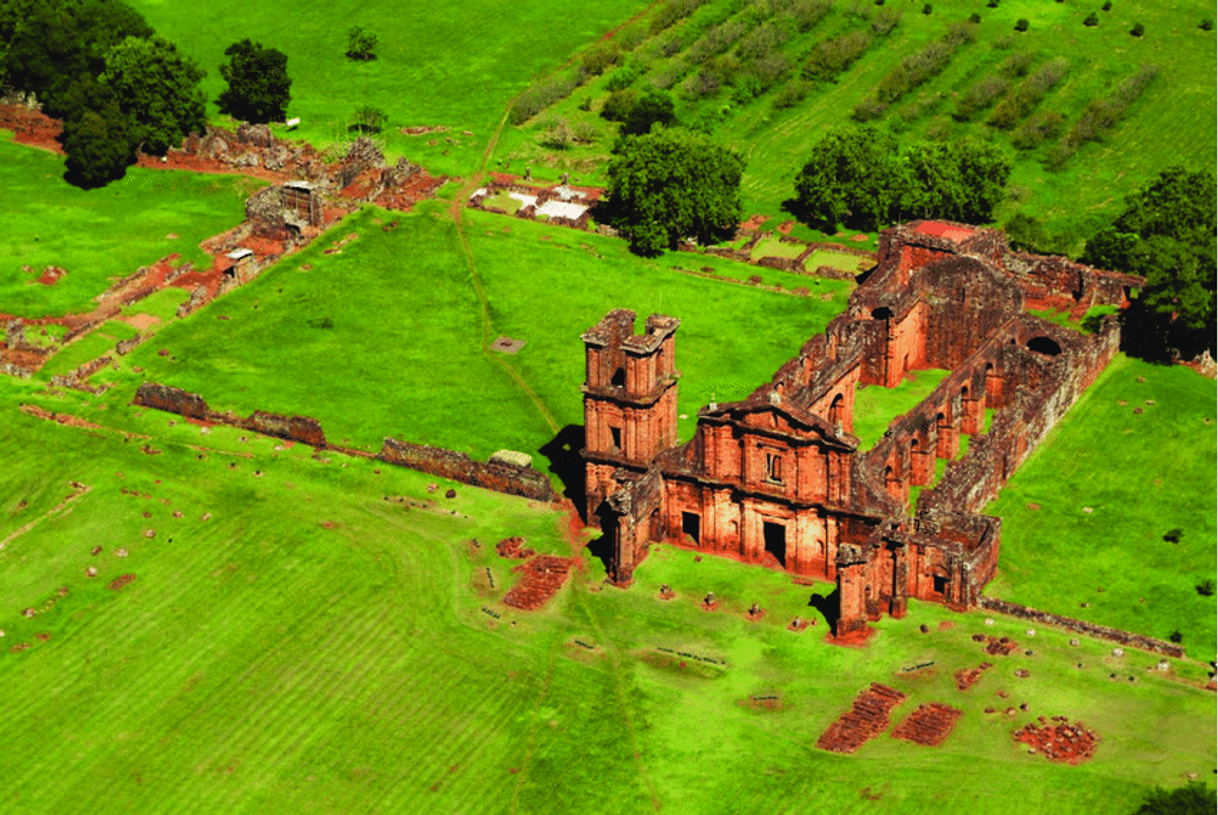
[916,221,974,242]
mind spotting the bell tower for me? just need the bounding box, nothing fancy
[581,309,680,526]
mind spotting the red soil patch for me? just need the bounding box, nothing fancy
[777,220,795,235]
[892,703,963,746]
[954,662,993,690]
[108,574,137,591]
[740,214,769,230]
[37,266,67,285]
[816,683,907,754]
[973,633,1019,655]
[495,536,534,560]
[502,555,573,611]
[35,632,51,642]
[19,404,103,430]
[738,694,784,711]
[1014,718,1100,764]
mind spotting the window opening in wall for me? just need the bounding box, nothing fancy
[681,512,701,544]
[763,521,786,568]
[611,366,626,387]
[609,426,621,451]
[932,574,949,594]
[766,453,784,484]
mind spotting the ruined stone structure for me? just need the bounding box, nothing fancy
[583,221,1142,636]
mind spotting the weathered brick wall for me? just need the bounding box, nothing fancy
[248,411,326,446]
[133,382,210,420]
[379,438,554,502]
[979,597,1185,657]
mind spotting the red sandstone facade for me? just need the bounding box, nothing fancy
[582,221,1142,636]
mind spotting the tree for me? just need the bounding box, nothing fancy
[1,0,152,117]
[903,138,1012,223]
[602,127,745,256]
[346,25,377,60]
[1082,166,1217,357]
[58,101,138,187]
[217,39,292,124]
[792,126,903,231]
[1084,12,1099,26]
[620,89,677,136]
[101,35,206,155]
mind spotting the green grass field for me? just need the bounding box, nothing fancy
[124,0,654,179]
[0,136,261,318]
[496,0,1216,251]
[81,202,853,460]
[985,354,1218,655]
[0,398,1211,814]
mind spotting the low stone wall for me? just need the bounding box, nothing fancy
[132,383,554,502]
[979,597,1185,658]
[379,438,554,502]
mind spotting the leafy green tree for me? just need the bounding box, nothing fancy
[101,35,206,155]
[345,25,378,61]
[621,89,677,136]
[58,101,138,187]
[792,126,903,230]
[1082,166,1217,357]
[603,127,745,256]
[903,139,1012,223]
[217,39,292,124]
[1,0,152,117]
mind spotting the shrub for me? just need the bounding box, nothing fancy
[509,72,581,125]
[345,25,378,61]
[651,0,705,34]
[969,12,981,23]
[1011,111,1065,149]
[1102,1,1111,9]
[1164,528,1184,543]
[874,0,884,6]
[1198,579,1216,597]
[582,42,621,77]
[539,118,573,149]
[1015,18,1029,31]
[954,74,1010,120]
[601,89,640,122]
[850,95,888,121]
[923,4,933,14]
[781,0,834,33]
[871,7,903,34]
[772,79,811,109]
[1131,22,1144,36]
[1063,64,1157,146]
[349,105,386,134]
[1202,19,1215,31]
[804,30,876,82]
[1083,12,1099,26]
[687,19,751,64]
[737,23,791,60]
[606,65,641,91]
[998,50,1035,77]
[987,0,998,6]
[988,57,1070,128]
[1168,629,1183,643]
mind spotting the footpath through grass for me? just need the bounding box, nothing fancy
[0,137,260,318]
[0,389,1211,814]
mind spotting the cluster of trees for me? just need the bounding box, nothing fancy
[792,126,1011,231]
[0,0,290,187]
[1081,166,1216,359]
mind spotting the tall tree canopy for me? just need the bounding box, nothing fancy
[603,127,745,256]
[793,126,904,231]
[101,35,206,155]
[0,0,152,117]
[217,39,292,124]
[59,101,138,187]
[1082,166,1217,358]
[792,126,1012,231]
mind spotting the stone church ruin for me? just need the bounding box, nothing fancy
[582,220,1142,638]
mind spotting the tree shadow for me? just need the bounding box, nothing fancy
[808,587,842,634]
[538,424,586,521]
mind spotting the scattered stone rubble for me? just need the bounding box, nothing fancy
[816,683,907,754]
[502,555,573,611]
[1014,717,1100,764]
[891,703,963,746]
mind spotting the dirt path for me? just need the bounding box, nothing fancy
[0,480,91,550]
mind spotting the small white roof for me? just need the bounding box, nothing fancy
[226,248,254,260]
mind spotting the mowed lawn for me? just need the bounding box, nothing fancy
[124,0,654,178]
[0,399,1211,815]
[0,136,260,317]
[101,203,854,460]
[985,355,1218,654]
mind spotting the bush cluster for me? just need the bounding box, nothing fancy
[988,57,1069,129]
[953,74,1012,121]
[650,0,707,34]
[1011,111,1065,150]
[1050,64,1158,163]
[852,19,977,118]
